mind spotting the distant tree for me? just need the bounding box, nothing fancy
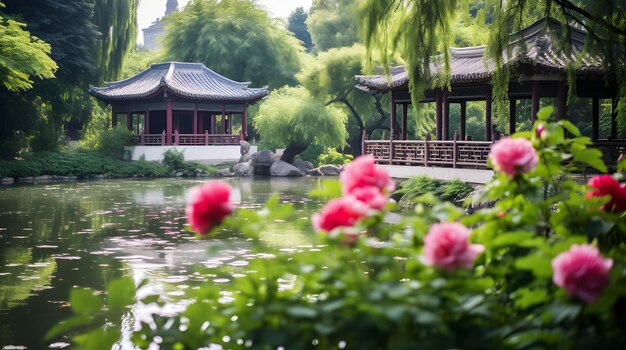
[299,45,389,155]
[307,0,360,51]
[164,0,303,89]
[0,1,56,92]
[287,7,313,52]
[254,87,348,163]
[120,46,163,79]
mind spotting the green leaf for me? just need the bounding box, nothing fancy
[536,106,554,120]
[515,288,548,309]
[571,148,607,173]
[490,231,534,249]
[515,253,553,279]
[286,305,318,318]
[45,315,93,340]
[107,277,136,311]
[559,120,580,136]
[73,328,120,350]
[70,288,103,315]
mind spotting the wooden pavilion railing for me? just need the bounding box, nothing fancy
[365,136,626,169]
[364,137,492,169]
[131,130,241,146]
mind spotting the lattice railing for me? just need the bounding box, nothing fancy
[132,131,241,146]
[364,140,391,160]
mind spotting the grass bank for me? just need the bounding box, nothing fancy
[395,175,474,206]
[0,149,218,179]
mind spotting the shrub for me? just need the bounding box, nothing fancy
[317,148,353,166]
[162,148,186,170]
[395,176,473,205]
[97,126,134,159]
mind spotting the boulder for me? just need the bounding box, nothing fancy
[240,140,251,156]
[270,160,304,177]
[318,164,342,176]
[218,168,234,177]
[239,153,253,163]
[306,168,324,176]
[293,159,315,173]
[175,172,184,177]
[233,161,254,177]
[252,150,279,176]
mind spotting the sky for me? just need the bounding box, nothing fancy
[137,0,313,44]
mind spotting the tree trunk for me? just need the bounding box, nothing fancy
[280,141,308,164]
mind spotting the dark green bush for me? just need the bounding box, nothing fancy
[97,126,134,159]
[318,148,353,166]
[395,176,474,205]
[162,148,186,170]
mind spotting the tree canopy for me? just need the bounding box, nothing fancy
[163,0,304,89]
[287,7,313,52]
[0,2,57,92]
[254,87,348,163]
[307,0,360,52]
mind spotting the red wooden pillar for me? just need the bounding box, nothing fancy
[442,89,449,140]
[145,109,150,134]
[228,113,233,134]
[127,111,132,131]
[166,100,173,145]
[198,112,204,133]
[531,81,540,123]
[486,85,493,141]
[509,98,516,135]
[210,114,216,134]
[221,106,226,134]
[557,81,567,120]
[242,103,248,138]
[435,89,443,140]
[460,101,466,140]
[592,97,599,140]
[401,103,408,140]
[390,95,397,141]
[193,104,198,134]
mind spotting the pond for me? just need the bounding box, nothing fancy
[0,177,327,349]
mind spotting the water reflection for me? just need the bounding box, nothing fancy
[0,177,326,349]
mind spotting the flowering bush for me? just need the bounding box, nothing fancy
[52,107,626,349]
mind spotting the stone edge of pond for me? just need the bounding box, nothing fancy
[0,173,226,186]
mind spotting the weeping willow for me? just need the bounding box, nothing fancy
[92,0,139,84]
[359,0,626,134]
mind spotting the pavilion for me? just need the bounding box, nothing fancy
[90,62,268,148]
[356,18,624,170]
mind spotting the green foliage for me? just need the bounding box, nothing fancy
[96,126,133,159]
[287,7,313,52]
[54,115,626,349]
[253,86,348,150]
[162,148,185,170]
[0,149,170,179]
[163,0,303,89]
[395,176,474,205]
[318,148,353,165]
[0,2,57,92]
[120,46,163,79]
[307,0,360,51]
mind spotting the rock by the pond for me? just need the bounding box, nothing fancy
[175,172,184,177]
[306,168,324,176]
[240,140,251,156]
[239,153,253,163]
[233,161,254,177]
[293,159,314,173]
[318,164,342,176]
[270,160,304,177]
[252,150,279,176]
[218,168,234,177]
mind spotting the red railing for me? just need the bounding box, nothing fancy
[364,137,626,169]
[131,131,241,146]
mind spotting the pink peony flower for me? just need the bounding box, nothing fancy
[552,244,613,303]
[585,175,626,213]
[350,186,387,210]
[422,222,484,271]
[186,181,234,235]
[312,196,369,233]
[489,137,538,176]
[340,155,395,195]
[535,123,545,138]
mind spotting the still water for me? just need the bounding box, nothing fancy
[0,177,326,349]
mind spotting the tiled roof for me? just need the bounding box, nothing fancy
[90,62,268,103]
[356,18,605,91]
